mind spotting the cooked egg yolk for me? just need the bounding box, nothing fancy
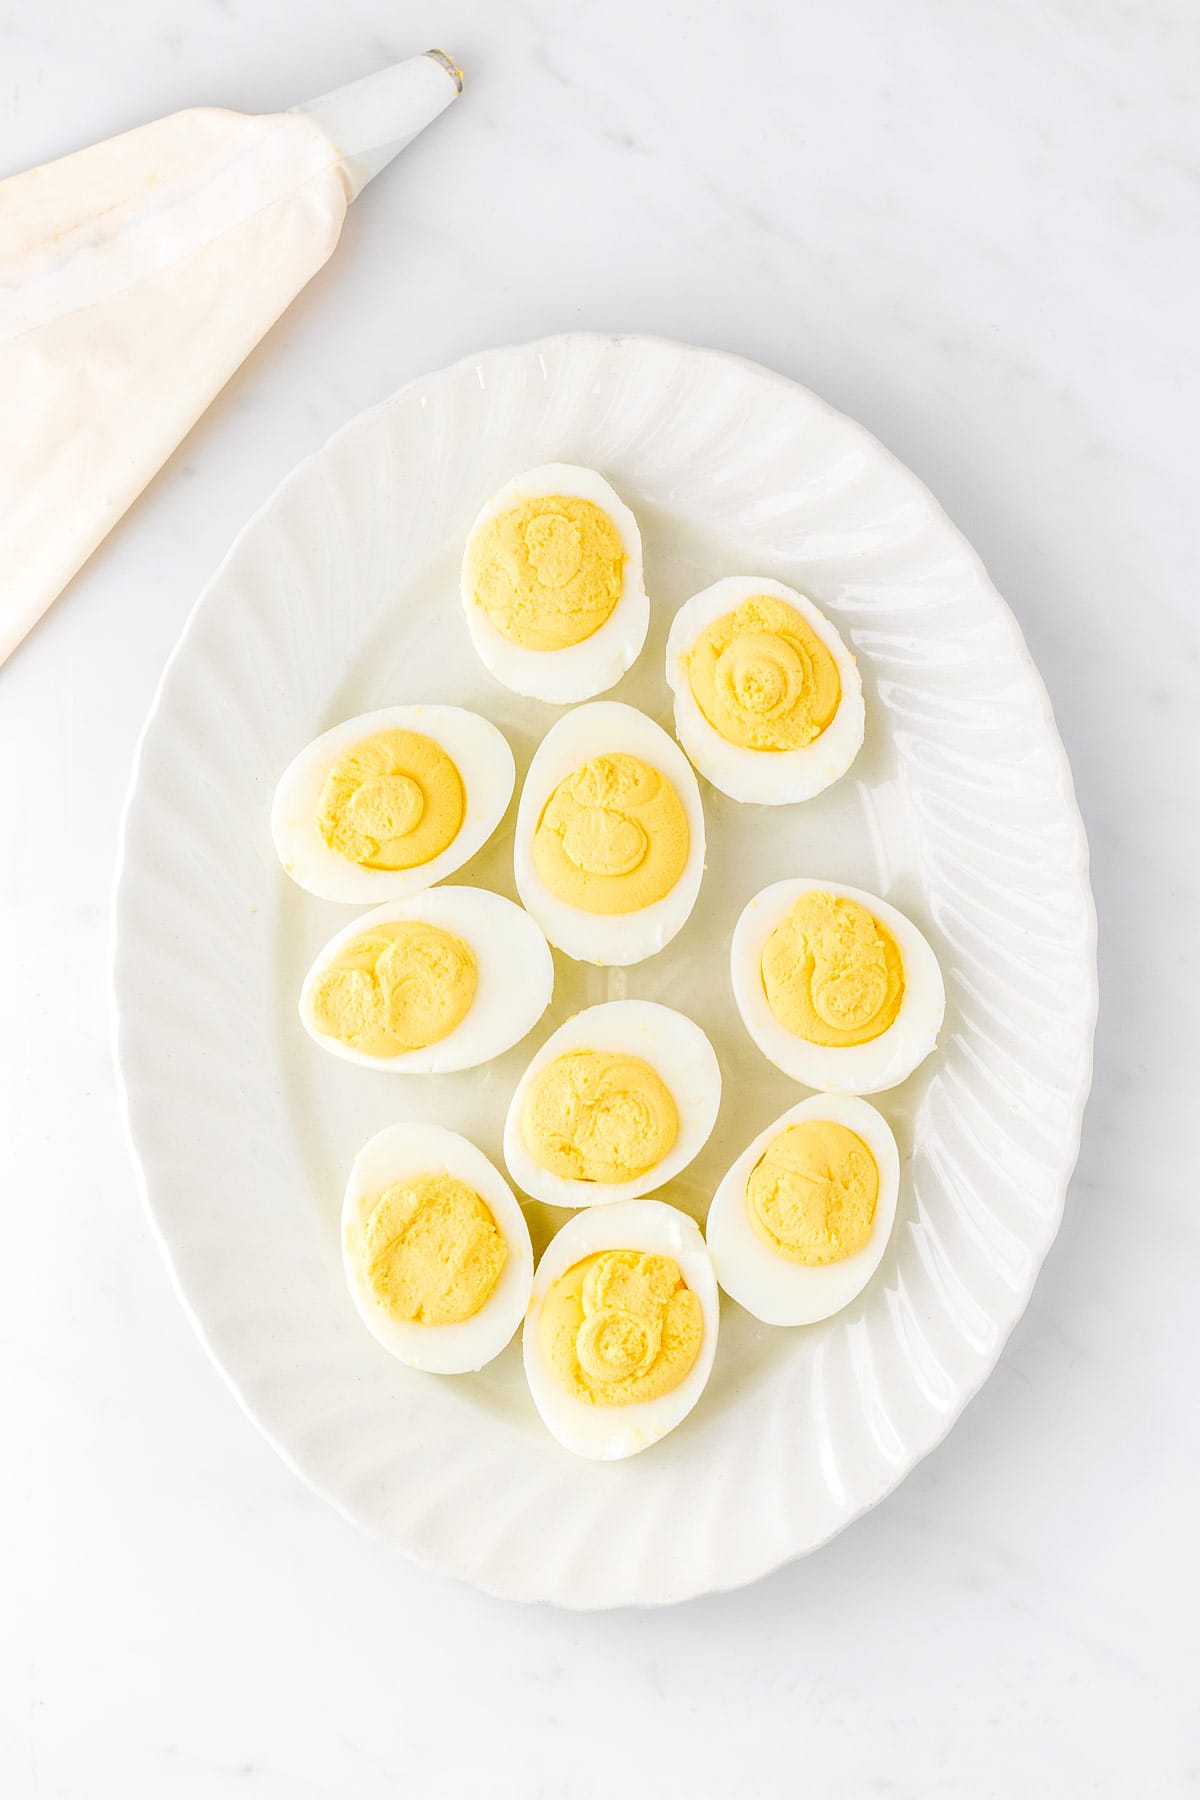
[310,920,476,1056]
[686,595,841,751]
[533,753,690,915]
[747,1120,879,1264]
[360,1173,507,1325]
[761,891,904,1047]
[466,494,625,650]
[317,729,463,870]
[539,1249,702,1406]
[521,1050,679,1183]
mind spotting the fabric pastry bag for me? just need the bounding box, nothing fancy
[0,50,461,666]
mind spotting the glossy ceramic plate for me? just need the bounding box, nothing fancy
[112,334,1097,1607]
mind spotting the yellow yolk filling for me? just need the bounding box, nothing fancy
[360,1173,506,1325]
[686,595,841,751]
[317,729,464,870]
[532,753,690,915]
[761,891,905,1047]
[747,1120,879,1264]
[466,493,625,650]
[310,920,477,1056]
[521,1050,679,1184]
[538,1249,702,1406]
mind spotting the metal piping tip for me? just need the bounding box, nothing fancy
[427,49,464,95]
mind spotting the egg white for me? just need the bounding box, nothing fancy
[342,1123,533,1374]
[271,704,515,903]
[503,1000,721,1208]
[522,1199,720,1460]
[731,877,945,1093]
[299,887,554,1073]
[706,1093,900,1326]
[460,463,649,703]
[513,701,706,966]
[665,576,864,805]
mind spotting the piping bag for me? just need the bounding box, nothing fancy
[0,50,462,668]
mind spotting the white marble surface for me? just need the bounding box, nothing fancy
[2,1,1197,1793]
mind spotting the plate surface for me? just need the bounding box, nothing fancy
[113,334,1097,1608]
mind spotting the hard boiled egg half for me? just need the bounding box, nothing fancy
[514,701,706,965]
[731,878,945,1093]
[300,887,553,1073]
[706,1094,900,1325]
[343,1123,533,1373]
[461,464,649,703]
[523,1200,719,1460]
[665,576,864,804]
[503,1000,721,1208]
[272,705,514,903]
